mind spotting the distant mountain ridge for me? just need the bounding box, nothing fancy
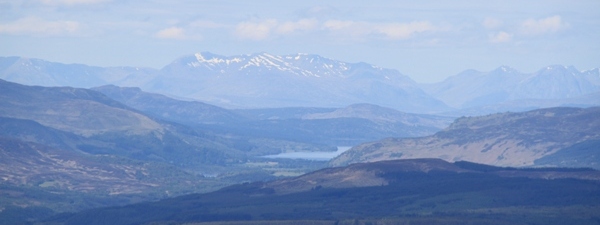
[148,52,449,113]
[0,56,156,88]
[0,79,246,164]
[91,85,245,125]
[91,85,452,146]
[1,54,599,114]
[422,65,600,109]
[182,52,362,78]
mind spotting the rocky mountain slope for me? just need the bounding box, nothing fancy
[46,159,600,225]
[330,107,600,168]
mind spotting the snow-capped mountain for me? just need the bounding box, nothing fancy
[184,52,354,78]
[145,52,449,113]
[2,54,598,114]
[421,65,600,109]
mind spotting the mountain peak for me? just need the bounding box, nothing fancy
[538,64,580,73]
[150,52,446,112]
[495,65,518,73]
[189,52,243,68]
[583,67,599,74]
[179,52,357,78]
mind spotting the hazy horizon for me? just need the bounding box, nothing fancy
[1,0,599,83]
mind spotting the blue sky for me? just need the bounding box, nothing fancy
[1,0,598,83]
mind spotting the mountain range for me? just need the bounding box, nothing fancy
[2,54,598,114]
[91,85,452,146]
[330,107,600,168]
[421,65,600,113]
[147,52,449,112]
[0,56,155,88]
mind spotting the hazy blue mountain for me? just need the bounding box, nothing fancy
[330,107,600,168]
[92,85,246,125]
[3,55,598,115]
[0,79,246,165]
[422,65,600,109]
[440,90,600,117]
[301,103,452,129]
[0,54,449,113]
[0,56,157,88]
[91,84,452,145]
[46,159,600,225]
[145,52,450,113]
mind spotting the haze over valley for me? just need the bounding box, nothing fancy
[1,1,599,224]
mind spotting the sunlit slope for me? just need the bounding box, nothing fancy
[331,107,600,168]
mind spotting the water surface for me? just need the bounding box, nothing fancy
[262,146,352,161]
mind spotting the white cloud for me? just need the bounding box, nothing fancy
[323,20,435,40]
[375,21,435,40]
[39,0,112,6]
[189,20,226,29]
[152,21,222,40]
[234,19,318,40]
[231,18,437,41]
[276,19,318,34]
[321,20,371,40]
[307,5,336,15]
[519,15,569,36]
[323,20,365,31]
[489,31,513,43]
[301,5,340,18]
[155,27,187,40]
[0,16,80,36]
[234,20,277,40]
[483,18,503,29]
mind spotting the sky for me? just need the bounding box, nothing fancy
[1,0,599,83]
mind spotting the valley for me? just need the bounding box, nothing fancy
[0,53,599,224]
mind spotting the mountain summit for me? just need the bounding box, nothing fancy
[183,52,359,78]
[422,65,600,109]
[146,52,449,113]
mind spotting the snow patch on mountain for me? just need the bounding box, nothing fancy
[183,52,360,78]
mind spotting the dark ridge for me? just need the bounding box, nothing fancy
[454,160,596,172]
